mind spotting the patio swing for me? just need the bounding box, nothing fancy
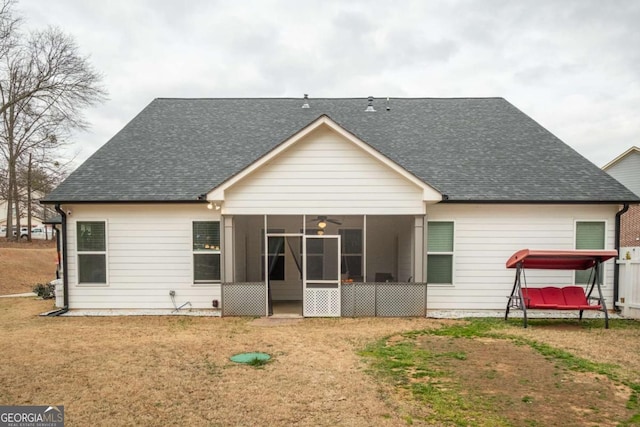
[504,249,617,328]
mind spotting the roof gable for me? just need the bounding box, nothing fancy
[207,115,442,204]
[602,146,640,170]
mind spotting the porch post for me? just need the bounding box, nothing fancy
[223,215,234,282]
[413,215,426,282]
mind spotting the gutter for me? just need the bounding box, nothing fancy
[48,204,69,316]
[441,199,640,205]
[613,203,630,312]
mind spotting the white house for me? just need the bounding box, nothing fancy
[603,146,640,318]
[603,146,640,259]
[42,97,640,317]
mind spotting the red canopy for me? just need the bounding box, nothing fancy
[506,249,618,270]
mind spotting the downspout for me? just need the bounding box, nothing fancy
[48,204,69,316]
[614,203,630,312]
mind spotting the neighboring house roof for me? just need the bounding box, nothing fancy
[42,97,640,204]
[42,215,62,225]
[602,146,640,171]
[602,145,640,198]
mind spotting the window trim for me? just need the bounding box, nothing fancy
[76,220,108,286]
[426,220,455,286]
[574,220,607,286]
[192,221,221,285]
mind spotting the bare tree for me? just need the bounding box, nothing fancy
[0,9,106,239]
[0,0,19,63]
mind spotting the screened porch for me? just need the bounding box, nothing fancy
[221,214,431,317]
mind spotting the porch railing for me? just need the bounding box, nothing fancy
[341,282,428,317]
[221,281,428,317]
[221,282,266,316]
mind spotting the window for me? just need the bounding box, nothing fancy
[427,221,454,284]
[575,221,605,284]
[77,221,107,284]
[193,222,220,283]
[339,229,362,279]
[262,229,285,281]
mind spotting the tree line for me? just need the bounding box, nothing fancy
[0,0,105,240]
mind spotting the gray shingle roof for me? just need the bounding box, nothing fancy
[43,97,640,203]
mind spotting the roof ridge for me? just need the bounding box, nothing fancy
[152,96,507,101]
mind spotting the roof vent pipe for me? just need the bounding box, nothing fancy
[301,94,310,108]
[365,96,376,112]
[386,97,390,111]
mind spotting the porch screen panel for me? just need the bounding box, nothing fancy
[306,236,324,281]
[575,221,605,285]
[262,229,285,281]
[339,229,362,278]
[427,222,454,284]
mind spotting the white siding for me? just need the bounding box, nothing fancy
[223,126,426,215]
[426,204,619,310]
[64,204,221,311]
[605,151,640,196]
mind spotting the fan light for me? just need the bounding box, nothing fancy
[318,220,327,229]
[317,229,324,236]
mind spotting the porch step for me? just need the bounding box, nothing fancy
[269,313,303,319]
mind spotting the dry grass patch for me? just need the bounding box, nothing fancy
[0,239,57,294]
[0,298,442,426]
[3,300,640,426]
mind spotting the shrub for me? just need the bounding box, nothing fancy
[32,283,55,299]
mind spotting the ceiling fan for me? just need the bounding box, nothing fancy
[308,215,342,229]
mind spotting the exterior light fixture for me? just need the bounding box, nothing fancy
[317,229,324,236]
[207,202,213,210]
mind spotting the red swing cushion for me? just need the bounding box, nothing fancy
[522,288,557,309]
[522,286,601,310]
[562,286,601,310]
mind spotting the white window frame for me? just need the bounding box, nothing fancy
[76,220,108,286]
[574,220,607,286]
[426,220,455,286]
[192,221,221,285]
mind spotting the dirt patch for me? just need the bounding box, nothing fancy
[405,334,634,426]
[0,246,57,294]
[508,320,640,385]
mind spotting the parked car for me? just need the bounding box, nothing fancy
[21,227,48,240]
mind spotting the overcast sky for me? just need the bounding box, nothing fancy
[17,0,640,168]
